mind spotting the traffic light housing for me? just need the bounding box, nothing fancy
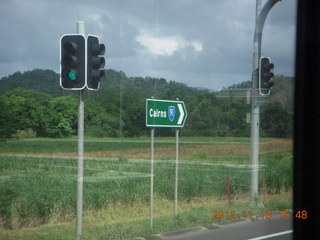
[87,35,105,90]
[259,57,274,95]
[60,35,86,90]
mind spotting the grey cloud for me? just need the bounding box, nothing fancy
[0,0,296,90]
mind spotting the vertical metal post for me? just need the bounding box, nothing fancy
[250,0,280,203]
[256,0,262,20]
[250,0,262,204]
[174,128,179,218]
[250,101,260,203]
[76,21,85,240]
[150,128,155,229]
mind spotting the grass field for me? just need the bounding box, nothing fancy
[0,137,293,240]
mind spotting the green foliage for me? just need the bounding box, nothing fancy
[0,69,60,96]
[260,102,293,138]
[85,98,121,137]
[269,75,294,113]
[0,226,11,240]
[0,69,293,138]
[0,95,19,138]
[48,95,77,137]
[0,88,52,138]
[12,129,37,139]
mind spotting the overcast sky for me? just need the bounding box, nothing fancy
[0,0,296,90]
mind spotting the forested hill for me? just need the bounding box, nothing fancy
[0,69,60,96]
[0,69,293,138]
[0,69,294,110]
[223,75,294,113]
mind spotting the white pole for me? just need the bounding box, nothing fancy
[76,20,85,240]
[150,128,154,229]
[174,128,179,218]
[250,0,280,203]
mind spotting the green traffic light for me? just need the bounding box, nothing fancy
[68,70,77,80]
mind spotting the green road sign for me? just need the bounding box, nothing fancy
[146,99,187,128]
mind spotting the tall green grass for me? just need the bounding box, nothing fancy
[0,138,148,154]
[0,138,292,229]
[261,152,293,193]
[0,137,252,154]
[0,156,292,229]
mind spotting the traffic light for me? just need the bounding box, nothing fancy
[87,35,105,90]
[60,35,86,90]
[259,57,274,95]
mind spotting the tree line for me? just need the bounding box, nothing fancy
[0,69,293,139]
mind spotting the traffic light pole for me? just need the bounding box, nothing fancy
[250,0,280,203]
[60,21,105,239]
[76,21,85,240]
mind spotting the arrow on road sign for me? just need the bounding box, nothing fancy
[177,104,184,125]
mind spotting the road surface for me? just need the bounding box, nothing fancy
[160,214,292,240]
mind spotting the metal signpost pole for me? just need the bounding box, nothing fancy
[174,98,180,218]
[149,95,155,229]
[150,127,154,229]
[146,98,187,227]
[174,128,179,218]
[76,21,85,240]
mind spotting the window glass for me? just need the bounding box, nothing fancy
[0,0,296,239]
